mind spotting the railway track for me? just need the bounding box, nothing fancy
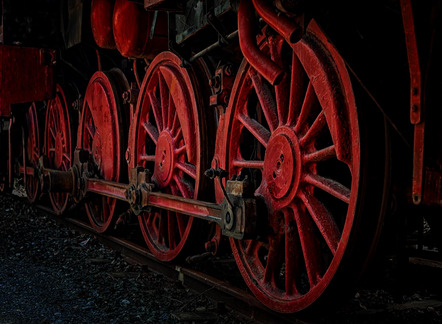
[33,199,442,324]
[0,190,439,323]
[36,202,309,324]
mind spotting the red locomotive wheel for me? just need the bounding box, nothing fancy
[128,52,210,261]
[44,85,73,214]
[218,22,388,313]
[78,70,129,232]
[23,103,41,203]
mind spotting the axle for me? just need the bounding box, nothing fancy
[37,150,257,240]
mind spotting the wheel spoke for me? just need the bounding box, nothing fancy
[176,162,197,179]
[304,173,351,204]
[50,108,58,132]
[263,235,282,284]
[287,53,305,125]
[269,38,289,125]
[62,153,71,163]
[291,203,322,287]
[86,123,95,138]
[49,127,56,140]
[167,212,176,249]
[171,185,187,238]
[295,82,318,133]
[159,73,168,128]
[238,113,270,148]
[283,208,300,295]
[299,190,340,254]
[244,240,259,255]
[299,110,326,147]
[158,212,167,245]
[139,154,156,162]
[232,159,264,170]
[174,127,183,142]
[175,145,186,157]
[167,92,175,130]
[249,69,278,132]
[171,111,179,135]
[148,92,163,131]
[142,121,159,145]
[173,174,190,198]
[303,145,336,164]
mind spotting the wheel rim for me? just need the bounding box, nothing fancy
[129,52,204,261]
[44,85,72,214]
[24,103,40,203]
[219,24,363,312]
[78,70,128,232]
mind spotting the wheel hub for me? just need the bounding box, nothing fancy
[154,131,175,187]
[263,126,301,201]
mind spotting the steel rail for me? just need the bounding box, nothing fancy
[42,210,307,323]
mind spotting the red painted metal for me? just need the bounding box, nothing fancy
[217,22,369,312]
[44,85,73,215]
[112,0,168,58]
[252,0,302,44]
[23,103,41,203]
[78,70,129,232]
[0,46,55,117]
[238,0,284,86]
[91,0,117,49]
[400,0,425,205]
[128,51,205,261]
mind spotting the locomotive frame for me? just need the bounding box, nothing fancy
[0,0,440,314]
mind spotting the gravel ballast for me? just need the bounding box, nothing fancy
[0,194,245,323]
[1,192,442,323]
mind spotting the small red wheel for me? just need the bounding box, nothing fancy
[217,22,388,313]
[78,70,129,232]
[44,85,74,214]
[128,52,211,261]
[23,103,41,203]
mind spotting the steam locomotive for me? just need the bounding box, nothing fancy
[0,0,440,314]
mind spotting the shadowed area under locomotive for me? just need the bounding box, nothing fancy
[0,0,441,314]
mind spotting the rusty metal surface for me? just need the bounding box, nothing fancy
[0,46,55,117]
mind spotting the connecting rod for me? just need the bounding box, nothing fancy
[38,151,257,240]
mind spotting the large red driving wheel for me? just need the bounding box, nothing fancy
[23,103,41,203]
[78,70,129,232]
[44,85,73,214]
[217,22,388,313]
[128,52,210,261]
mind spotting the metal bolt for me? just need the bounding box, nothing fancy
[225,212,231,224]
[412,87,418,96]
